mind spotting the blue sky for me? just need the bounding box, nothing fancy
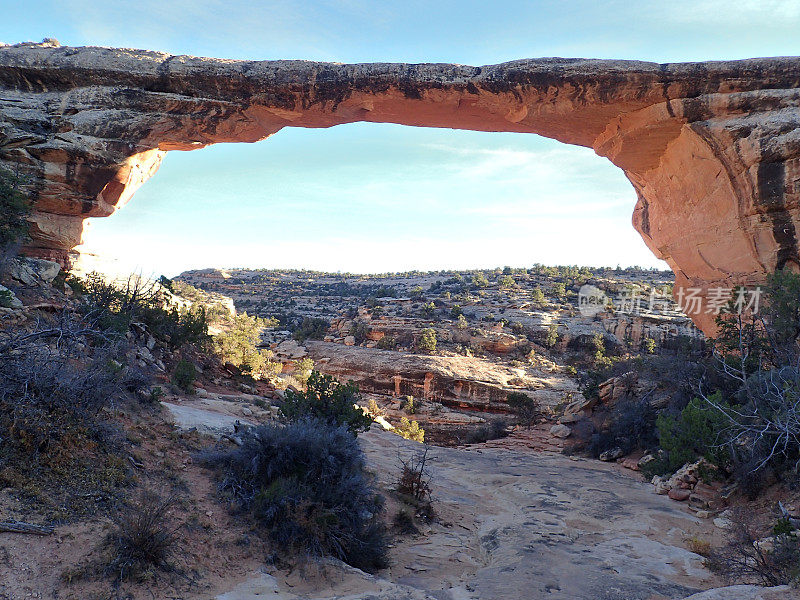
[4,1,800,276]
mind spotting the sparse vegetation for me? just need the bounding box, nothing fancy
[397,446,432,503]
[279,372,373,435]
[292,317,329,342]
[104,491,179,582]
[706,508,800,586]
[201,418,387,571]
[0,167,30,252]
[171,359,197,394]
[643,269,800,494]
[73,273,209,349]
[506,392,541,429]
[416,328,437,354]
[395,417,425,442]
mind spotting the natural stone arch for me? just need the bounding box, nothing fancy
[1,42,800,334]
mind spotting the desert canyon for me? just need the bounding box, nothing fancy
[0,38,800,600]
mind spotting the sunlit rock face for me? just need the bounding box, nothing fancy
[1,42,800,334]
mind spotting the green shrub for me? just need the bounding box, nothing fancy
[0,289,16,308]
[551,282,566,298]
[402,395,416,414]
[350,319,369,345]
[0,168,30,250]
[292,317,329,342]
[545,324,559,348]
[417,328,437,354]
[652,395,731,475]
[279,372,372,436]
[171,359,197,393]
[293,357,314,385]
[214,313,270,375]
[201,418,387,571]
[506,392,541,428]
[498,275,515,288]
[147,387,165,404]
[376,335,397,350]
[396,417,425,442]
[471,273,489,289]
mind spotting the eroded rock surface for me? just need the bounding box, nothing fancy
[306,340,577,411]
[2,42,800,333]
[217,428,729,600]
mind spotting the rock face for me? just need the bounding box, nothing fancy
[306,340,578,411]
[2,42,800,334]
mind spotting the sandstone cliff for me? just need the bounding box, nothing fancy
[2,41,800,334]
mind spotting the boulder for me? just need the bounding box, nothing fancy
[275,339,308,359]
[549,424,571,438]
[668,488,691,501]
[7,257,60,286]
[599,447,624,462]
[0,284,22,309]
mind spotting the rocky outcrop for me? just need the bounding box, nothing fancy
[306,341,577,411]
[2,42,800,334]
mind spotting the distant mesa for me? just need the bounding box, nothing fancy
[2,41,800,334]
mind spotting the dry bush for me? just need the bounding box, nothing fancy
[0,336,121,458]
[706,508,800,586]
[105,491,179,581]
[398,458,430,502]
[397,446,434,522]
[686,536,712,557]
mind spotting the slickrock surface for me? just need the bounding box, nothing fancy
[3,42,800,333]
[214,427,738,600]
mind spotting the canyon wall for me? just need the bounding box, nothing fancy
[1,42,799,334]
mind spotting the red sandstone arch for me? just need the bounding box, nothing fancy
[1,43,800,334]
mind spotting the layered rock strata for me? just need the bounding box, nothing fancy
[2,42,800,333]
